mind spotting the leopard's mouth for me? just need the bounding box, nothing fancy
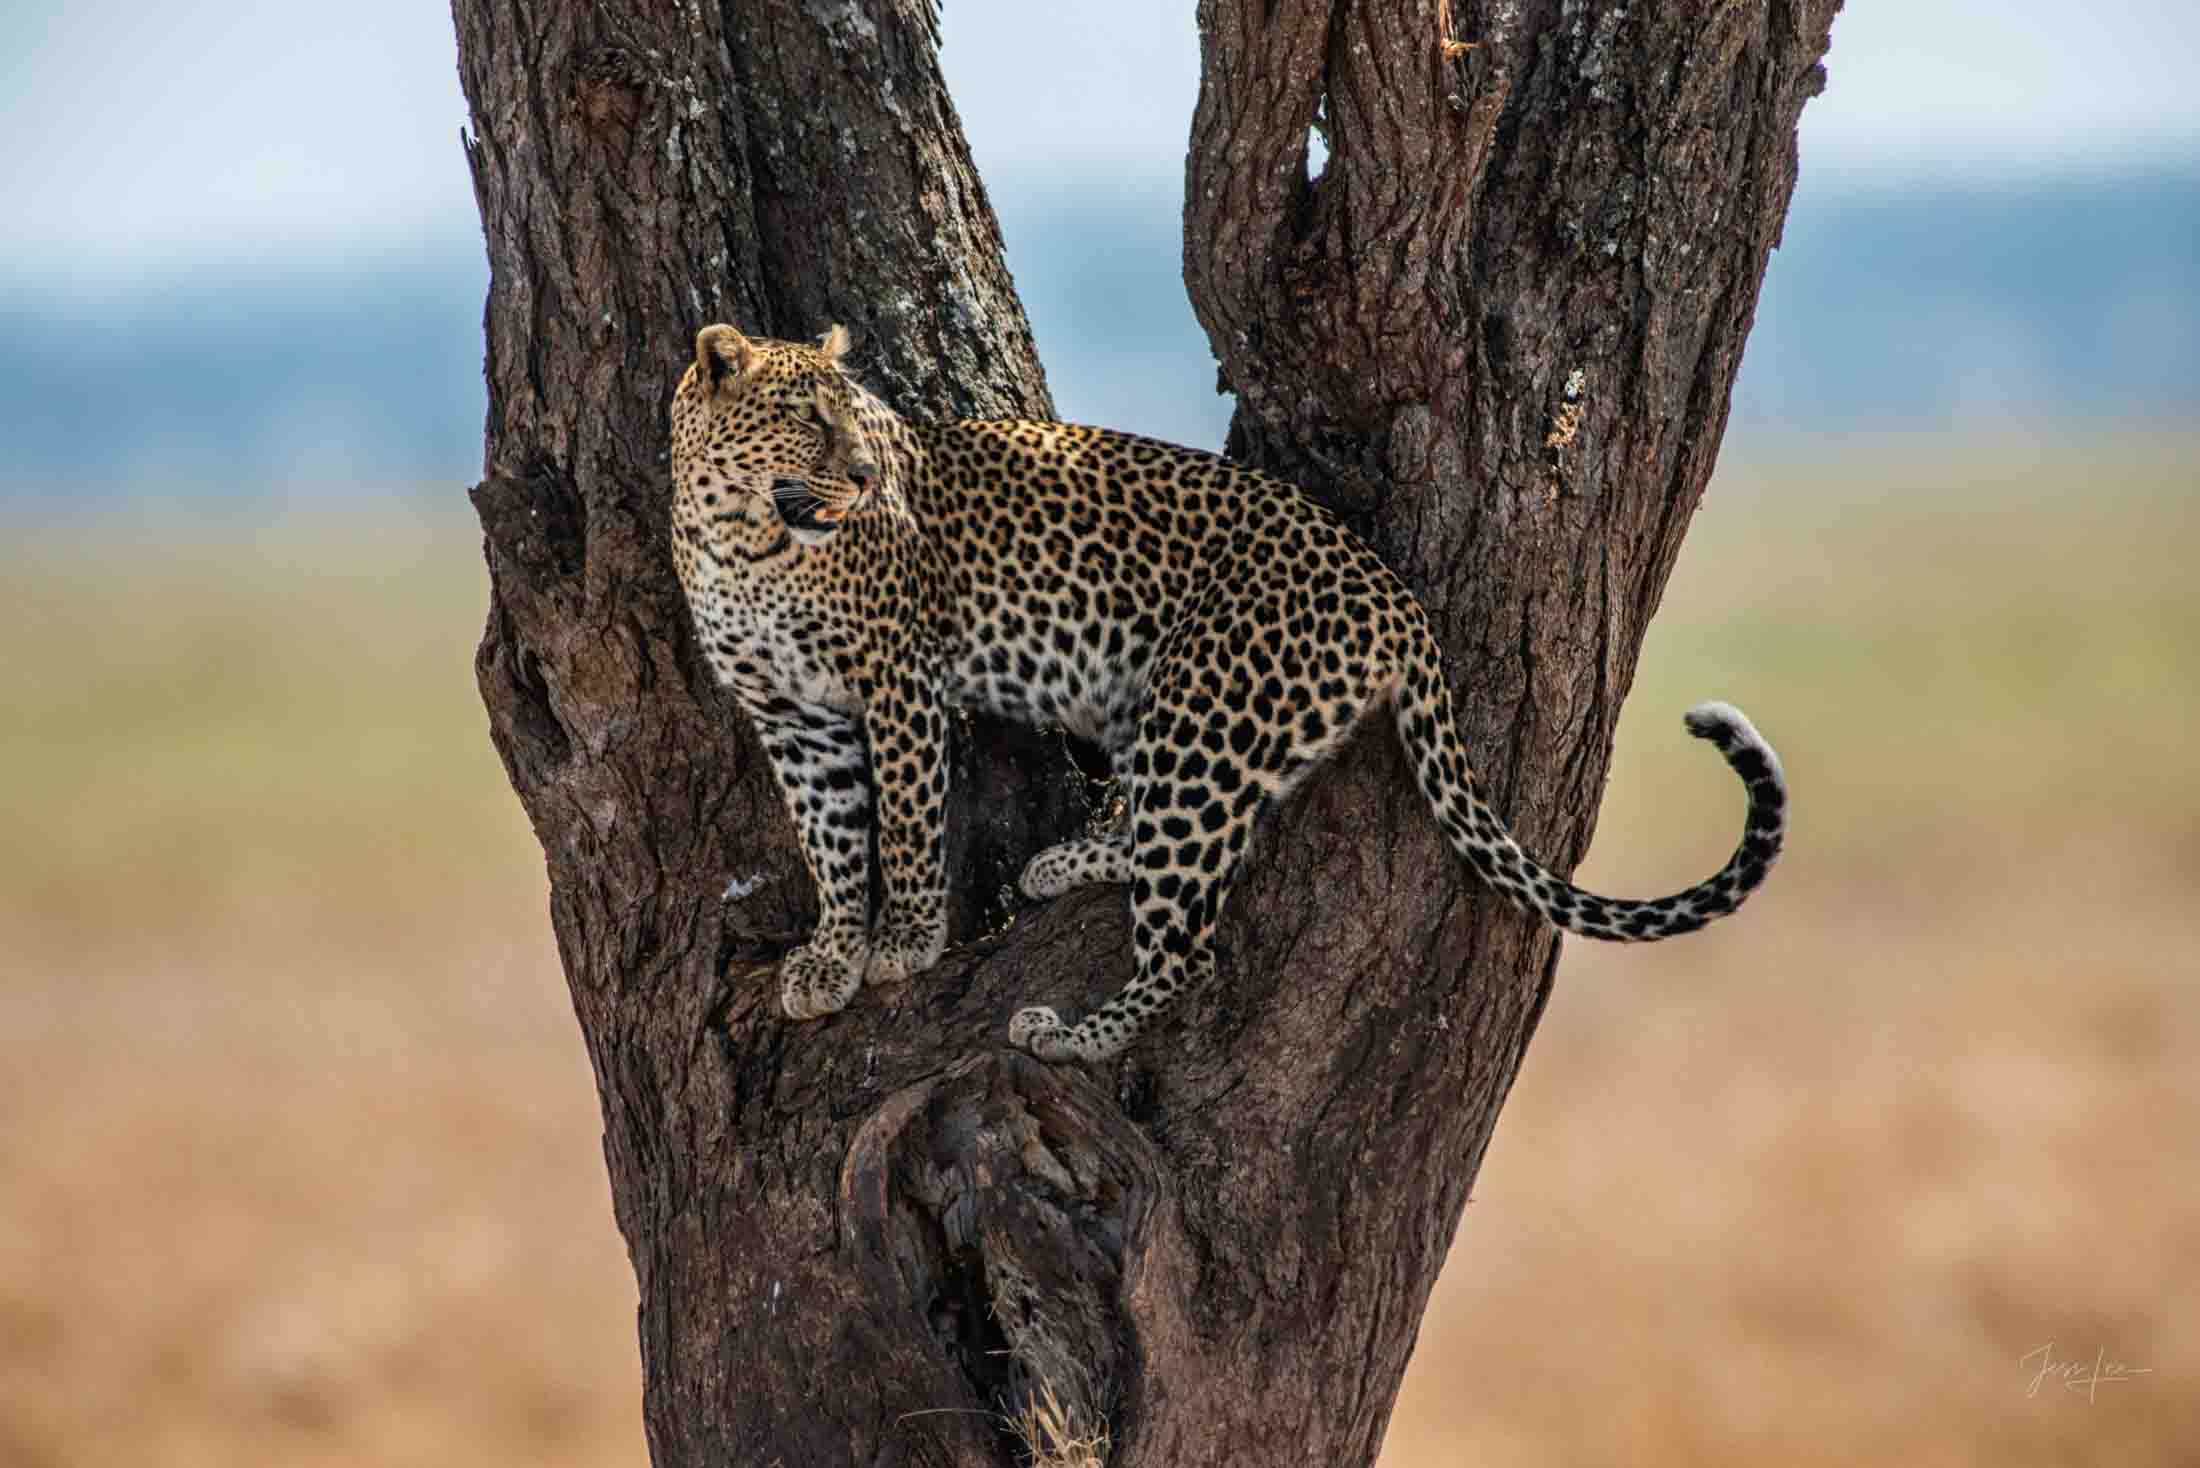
[771,477,846,533]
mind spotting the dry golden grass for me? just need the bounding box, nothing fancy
[2,437,2194,1466]
[1,511,637,1468]
[1009,1380,1110,1467]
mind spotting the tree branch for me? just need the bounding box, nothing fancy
[454,0,1839,1462]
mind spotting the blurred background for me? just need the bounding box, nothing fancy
[3,2,2194,1464]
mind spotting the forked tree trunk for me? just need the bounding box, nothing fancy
[453,2,1838,1464]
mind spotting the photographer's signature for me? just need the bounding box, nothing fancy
[2021,1342,2152,1403]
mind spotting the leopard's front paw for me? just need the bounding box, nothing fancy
[1008,1005,1082,1062]
[865,909,947,987]
[779,939,866,1021]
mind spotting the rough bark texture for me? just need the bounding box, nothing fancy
[453,1,1837,1464]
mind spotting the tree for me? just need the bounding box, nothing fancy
[452,1,1838,1463]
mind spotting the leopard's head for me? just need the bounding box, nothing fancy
[670,323,881,545]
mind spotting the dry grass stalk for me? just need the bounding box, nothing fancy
[1010,1379,1110,1468]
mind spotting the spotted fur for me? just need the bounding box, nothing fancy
[669,325,1787,1062]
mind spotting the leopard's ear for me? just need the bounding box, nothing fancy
[818,323,854,362]
[695,324,756,393]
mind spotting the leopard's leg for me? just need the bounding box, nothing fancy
[864,664,950,985]
[748,701,875,1020]
[1009,703,1264,1061]
[1009,578,1390,1062]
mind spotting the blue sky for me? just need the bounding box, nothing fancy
[4,1,2195,279]
[0,2,2193,498]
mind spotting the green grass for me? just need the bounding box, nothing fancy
[5,437,2192,950]
[1588,433,2200,873]
[1,507,534,955]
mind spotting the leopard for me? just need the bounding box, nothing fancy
[668,323,1787,1063]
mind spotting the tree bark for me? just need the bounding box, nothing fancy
[453,1,1837,1464]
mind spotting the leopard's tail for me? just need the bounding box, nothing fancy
[1391,640,1785,942]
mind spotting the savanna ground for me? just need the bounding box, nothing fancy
[3,436,2194,1466]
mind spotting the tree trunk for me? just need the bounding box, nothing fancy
[453,1,1837,1464]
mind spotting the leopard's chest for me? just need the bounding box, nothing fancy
[679,552,864,716]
